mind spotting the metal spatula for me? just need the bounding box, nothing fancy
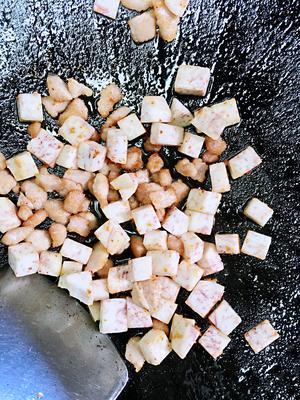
[0,268,128,400]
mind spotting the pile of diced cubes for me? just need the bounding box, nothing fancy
[0,63,279,372]
[94,0,190,43]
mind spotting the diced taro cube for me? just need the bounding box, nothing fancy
[60,238,92,264]
[132,205,161,235]
[94,220,130,255]
[173,260,203,291]
[58,116,95,146]
[150,298,177,324]
[244,320,279,353]
[181,232,204,263]
[38,251,62,277]
[17,93,43,122]
[141,96,172,123]
[211,98,241,126]
[58,271,93,305]
[106,129,128,164]
[107,264,133,294]
[0,198,21,233]
[90,279,109,301]
[27,129,64,167]
[243,198,273,227]
[130,256,153,282]
[99,298,128,333]
[215,234,240,254]
[125,337,145,372]
[185,210,214,235]
[186,189,222,215]
[150,123,184,146]
[179,132,205,158]
[8,243,39,277]
[126,297,152,328]
[208,299,242,335]
[77,141,106,172]
[197,242,224,276]
[198,325,230,359]
[147,250,179,277]
[162,206,189,236]
[175,65,210,96]
[102,200,132,224]
[139,329,171,365]
[170,98,193,127]
[228,146,262,179]
[94,0,120,19]
[143,230,168,251]
[241,230,271,260]
[6,151,39,181]
[170,314,200,359]
[118,113,146,140]
[209,162,230,193]
[185,280,224,317]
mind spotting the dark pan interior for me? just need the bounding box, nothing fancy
[0,0,299,399]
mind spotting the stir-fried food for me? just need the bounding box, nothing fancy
[0,65,278,373]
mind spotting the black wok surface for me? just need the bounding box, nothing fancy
[0,0,299,399]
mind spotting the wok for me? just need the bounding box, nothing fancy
[0,0,299,399]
